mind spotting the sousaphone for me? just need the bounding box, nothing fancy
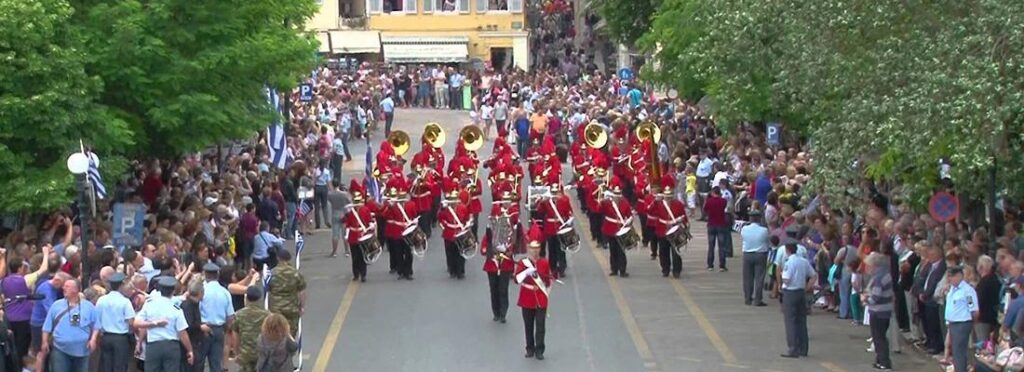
[388,130,411,156]
[423,123,446,148]
[460,125,484,152]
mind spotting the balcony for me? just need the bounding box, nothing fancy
[339,16,368,30]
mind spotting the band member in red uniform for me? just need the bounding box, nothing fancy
[439,178,472,279]
[343,180,376,282]
[537,177,573,278]
[383,177,420,280]
[515,225,553,360]
[635,176,658,260]
[583,166,608,245]
[601,176,634,277]
[649,175,689,278]
[481,196,517,323]
[410,153,438,238]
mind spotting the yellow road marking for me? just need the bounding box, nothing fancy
[669,277,740,365]
[819,362,847,372]
[578,215,657,367]
[312,281,360,372]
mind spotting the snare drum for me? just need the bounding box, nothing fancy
[615,227,639,250]
[454,230,477,259]
[556,226,580,253]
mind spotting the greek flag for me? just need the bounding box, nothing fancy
[365,145,381,203]
[293,230,305,371]
[266,87,288,170]
[261,262,272,309]
[86,152,107,199]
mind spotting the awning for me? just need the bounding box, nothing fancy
[322,30,382,54]
[381,36,469,64]
[315,32,331,53]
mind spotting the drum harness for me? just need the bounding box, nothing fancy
[548,198,573,231]
[397,203,417,234]
[350,205,373,241]
[608,199,632,236]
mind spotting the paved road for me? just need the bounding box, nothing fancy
[287,109,934,372]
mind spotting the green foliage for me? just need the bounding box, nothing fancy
[0,0,132,213]
[594,0,662,46]
[77,0,319,157]
[0,0,318,213]
[633,0,1024,208]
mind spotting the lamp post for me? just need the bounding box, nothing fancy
[66,152,92,284]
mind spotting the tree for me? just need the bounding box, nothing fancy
[0,0,132,213]
[594,0,662,46]
[75,0,319,158]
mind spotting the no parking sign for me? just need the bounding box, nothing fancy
[928,191,959,223]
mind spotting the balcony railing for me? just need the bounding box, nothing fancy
[339,16,368,30]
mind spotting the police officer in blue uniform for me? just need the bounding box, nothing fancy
[197,263,234,372]
[96,272,135,372]
[135,276,194,372]
[944,266,978,372]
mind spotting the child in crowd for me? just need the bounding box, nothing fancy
[849,256,863,325]
[685,163,698,216]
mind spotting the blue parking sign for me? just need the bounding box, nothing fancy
[618,67,634,81]
[112,203,146,248]
[299,83,314,102]
[766,122,781,146]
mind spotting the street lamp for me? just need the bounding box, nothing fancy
[66,152,92,284]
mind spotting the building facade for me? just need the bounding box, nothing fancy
[306,0,530,71]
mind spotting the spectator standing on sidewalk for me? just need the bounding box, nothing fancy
[433,66,448,109]
[943,266,978,372]
[741,209,770,306]
[704,187,730,271]
[380,92,395,137]
[865,252,894,370]
[449,68,464,110]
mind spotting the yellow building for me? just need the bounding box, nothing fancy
[306,0,530,70]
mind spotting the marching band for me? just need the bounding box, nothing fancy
[347,118,691,359]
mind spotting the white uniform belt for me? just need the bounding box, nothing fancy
[521,284,538,290]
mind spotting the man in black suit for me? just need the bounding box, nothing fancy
[913,243,946,354]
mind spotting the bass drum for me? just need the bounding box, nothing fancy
[556,226,581,254]
[455,230,478,259]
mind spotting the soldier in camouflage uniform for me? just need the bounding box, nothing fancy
[268,249,306,336]
[230,286,271,372]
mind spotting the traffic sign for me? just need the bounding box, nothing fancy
[928,191,959,223]
[112,203,146,248]
[299,83,314,102]
[618,67,634,81]
[766,122,781,146]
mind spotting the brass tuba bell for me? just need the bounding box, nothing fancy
[635,121,662,144]
[423,122,446,149]
[583,121,608,149]
[388,130,411,156]
[460,125,484,152]
[635,121,662,186]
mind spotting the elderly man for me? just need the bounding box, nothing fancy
[741,209,770,306]
[40,279,100,372]
[31,271,72,355]
[779,237,816,359]
[268,249,306,336]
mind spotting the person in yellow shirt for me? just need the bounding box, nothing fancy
[685,164,698,214]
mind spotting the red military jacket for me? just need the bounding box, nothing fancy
[411,173,436,211]
[580,175,603,212]
[438,204,471,241]
[635,193,655,220]
[649,199,688,238]
[427,147,445,175]
[537,195,573,237]
[343,204,376,244]
[481,227,516,273]
[382,200,419,240]
[600,197,634,236]
[491,201,520,224]
[515,257,553,309]
[490,179,511,201]
[467,178,483,214]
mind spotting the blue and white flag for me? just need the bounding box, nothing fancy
[294,230,305,370]
[266,87,288,170]
[86,152,107,199]
[364,145,381,203]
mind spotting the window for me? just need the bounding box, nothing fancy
[508,0,521,12]
[486,0,509,11]
[376,0,413,13]
[428,0,462,12]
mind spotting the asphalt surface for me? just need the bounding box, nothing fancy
[286,109,935,372]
